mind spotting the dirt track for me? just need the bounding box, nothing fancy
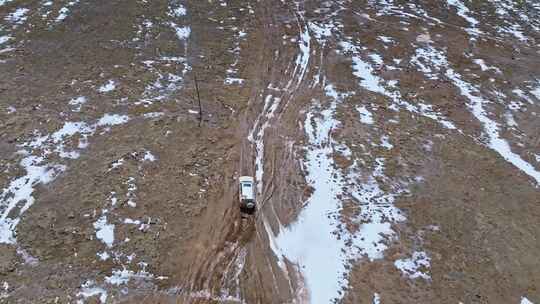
[1,0,540,303]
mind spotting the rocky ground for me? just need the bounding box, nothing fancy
[0,0,539,303]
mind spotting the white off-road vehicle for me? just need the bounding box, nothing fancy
[238,176,255,211]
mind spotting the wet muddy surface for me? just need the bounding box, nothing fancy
[1,0,539,303]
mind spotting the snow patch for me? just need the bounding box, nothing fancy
[357,105,374,125]
[98,80,116,93]
[394,251,431,280]
[373,293,381,304]
[94,215,114,248]
[473,59,502,74]
[96,114,129,126]
[55,0,80,23]
[105,265,165,286]
[170,23,191,40]
[345,44,456,130]
[77,281,107,304]
[1,114,129,243]
[143,151,156,162]
[380,135,393,150]
[0,36,11,45]
[446,0,481,38]
[446,68,540,185]
[410,46,447,80]
[169,5,186,17]
[272,84,406,303]
[0,0,14,6]
[5,8,29,25]
[0,156,65,243]
[521,297,535,304]
[225,77,245,85]
[97,251,110,261]
[69,96,87,112]
[143,112,164,118]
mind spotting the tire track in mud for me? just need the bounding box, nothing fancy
[181,1,315,303]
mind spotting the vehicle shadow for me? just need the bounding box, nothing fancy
[240,205,256,215]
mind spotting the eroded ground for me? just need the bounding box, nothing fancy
[0,0,539,303]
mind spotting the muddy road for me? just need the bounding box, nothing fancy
[1,0,540,303]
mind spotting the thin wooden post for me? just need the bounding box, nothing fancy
[194,73,202,126]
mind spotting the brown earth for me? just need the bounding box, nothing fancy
[0,0,539,304]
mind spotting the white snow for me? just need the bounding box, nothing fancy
[123,218,141,225]
[473,59,502,74]
[97,251,110,261]
[137,59,189,105]
[373,293,381,304]
[0,36,11,45]
[56,7,69,22]
[349,158,405,261]
[16,247,39,265]
[1,281,8,299]
[96,114,129,126]
[487,0,530,41]
[531,86,540,101]
[272,84,405,303]
[345,44,456,130]
[352,55,386,95]
[1,114,129,243]
[105,268,133,285]
[0,0,13,6]
[273,86,349,304]
[143,151,156,162]
[142,112,164,118]
[416,33,432,43]
[369,53,383,66]
[357,105,374,124]
[446,0,481,38]
[170,23,191,40]
[169,5,186,17]
[77,281,107,304]
[5,8,29,25]
[394,251,431,280]
[93,215,114,248]
[0,156,64,243]
[248,94,282,194]
[108,158,124,171]
[410,46,447,80]
[126,177,137,208]
[446,68,540,185]
[521,297,535,304]
[55,0,79,23]
[308,22,333,41]
[417,102,457,130]
[224,77,245,85]
[69,96,87,112]
[380,135,393,150]
[104,266,159,286]
[504,112,517,127]
[97,80,116,93]
[378,36,394,44]
[291,21,311,90]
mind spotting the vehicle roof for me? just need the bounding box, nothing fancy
[239,176,254,183]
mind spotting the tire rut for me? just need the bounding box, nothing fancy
[181,1,317,303]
